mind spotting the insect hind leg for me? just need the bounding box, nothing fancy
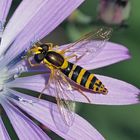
[65,54,79,63]
[72,86,91,103]
[59,71,91,103]
[66,52,87,63]
[60,72,91,103]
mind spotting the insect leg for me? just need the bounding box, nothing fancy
[66,54,78,60]
[38,75,52,99]
[72,86,91,103]
[77,88,91,103]
[38,67,54,99]
[27,58,43,67]
[22,47,42,67]
[45,43,54,49]
[66,51,87,63]
[45,43,60,50]
[59,72,90,103]
[58,71,72,90]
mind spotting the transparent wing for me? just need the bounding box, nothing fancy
[48,70,75,133]
[60,27,112,64]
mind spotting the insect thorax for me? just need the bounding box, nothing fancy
[45,51,64,68]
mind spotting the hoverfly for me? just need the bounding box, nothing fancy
[25,27,112,132]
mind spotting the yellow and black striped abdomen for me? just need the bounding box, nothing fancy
[61,62,108,94]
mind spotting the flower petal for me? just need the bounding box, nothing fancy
[91,74,140,105]
[0,0,12,43]
[60,42,131,70]
[1,0,84,66]
[6,89,105,140]
[7,74,50,91]
[88,42,131,69]
[0,0,12,23]
[0,117,11,140]
[7,74,140,105]
[0,0,45,56]
[11,60,49,74]
[1,98,51,140]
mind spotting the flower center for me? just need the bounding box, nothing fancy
[0,64,35,105]
[0,64,28,94]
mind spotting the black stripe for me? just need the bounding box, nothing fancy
[95,81,102,87]
[80,71,90,86]
[61,62,73,76]
[71,65,82,82]
[89,76,97,89]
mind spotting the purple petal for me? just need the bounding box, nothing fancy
[1,98,51,140]
[91,74,140,105]
[0,117,11,140]
[0,0,12,23]
[7,74,140,105]
[60,42,131,70]
[6,89,105,140]
[1,0,84,66]
[7,60,48,77]
[0,0,45,56]
[7,74,50,91]
[18,60,49,73]
[88,42,131,69]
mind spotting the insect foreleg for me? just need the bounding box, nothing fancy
[22,47,42,67]
[27,58,43,67]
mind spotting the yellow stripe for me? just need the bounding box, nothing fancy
[68,64,76,79]
[76,69,86,84]
[93,85,99,92]
[85,74,94,89]
[61,60,68,69]
[99,84,104,92]
[96,80,100,85]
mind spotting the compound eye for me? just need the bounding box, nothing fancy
[34,53,44,63]
[40,44,49,52]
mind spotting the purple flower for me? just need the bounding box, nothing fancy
[0,0,139,140]
[97,0,131,25]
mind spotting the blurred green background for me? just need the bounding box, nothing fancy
[5,0,140,140]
